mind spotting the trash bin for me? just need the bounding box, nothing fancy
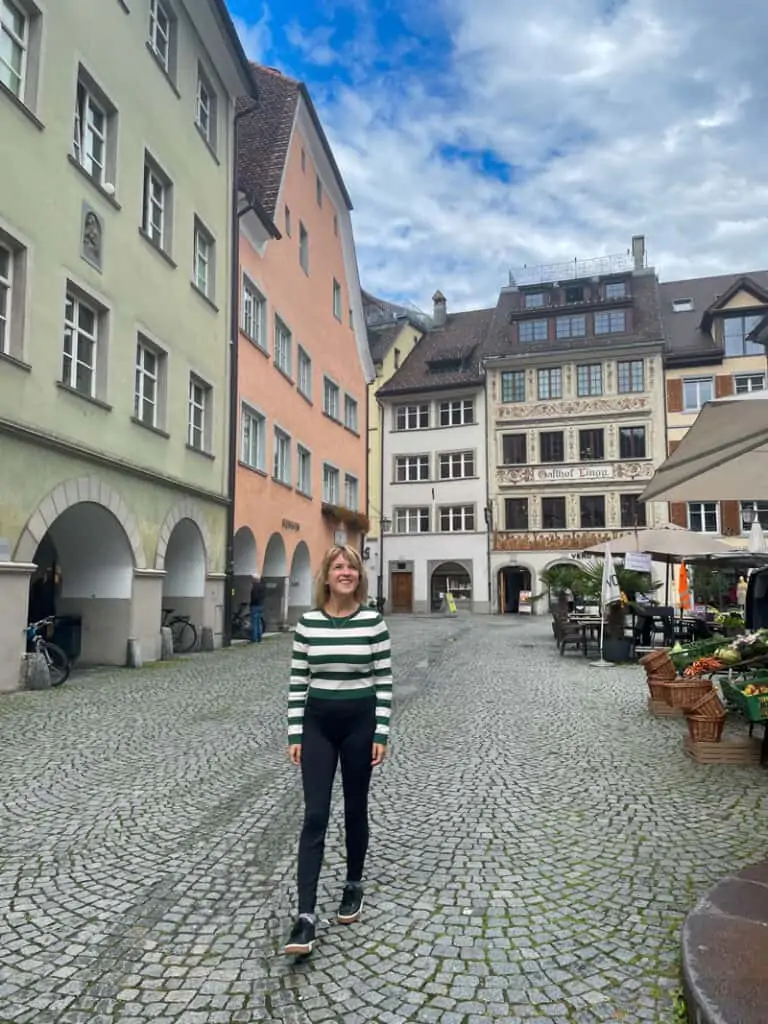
[53,615,82,661]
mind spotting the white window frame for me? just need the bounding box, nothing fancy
[134,337,161,428]
[193,219,214,298]
[594,310,626,335]
[394,507,430,534]
[683,376,713,413]
[297,444,312,496]
[344,474,358,511]
[740,501,768,533]
[187,375,209,451]
[0,0,27,100]
[148,0,172,71]
[344,393,358,432]
[0,241,12,355]
[195,67,216,148]
[734,373,765,395]
[323,463,340,504]
[617,359,644,394]
[73,79,108,185]
[538,367,562,400]
[142,156,170,251]
[62,289,99,397]
[395,455,430,482]
[439,399,473,427]
[576,363,603,397]
[241,403,265,471]
[274,316,292,376]
[395,403,429,430]
[439,505,475,533]
[688,501,719,535]
[241,276,266,349]
[273,427,291,484]
[323,376,340,420]
[333,278,342,320]
[439,450,474,480]
[297,346,312,400]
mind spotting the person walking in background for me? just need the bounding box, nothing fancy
[249,574,265,643]
[283,544,392,957]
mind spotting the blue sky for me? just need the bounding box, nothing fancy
[227,0,768,312]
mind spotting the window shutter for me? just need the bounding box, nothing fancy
[668,439,681,455]
[715,374,734,398]
[720,500,741,537]
[666,378,683,413]
[669,502,687,527]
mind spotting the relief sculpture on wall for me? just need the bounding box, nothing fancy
[495,396,650,421]
[496,461,654,486]
[493,530,618,551]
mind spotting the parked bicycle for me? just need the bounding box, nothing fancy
[26,617,71,686]
[231,601,252,640]
[161,608,198,653]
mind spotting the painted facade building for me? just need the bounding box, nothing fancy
[661,270,768,545]
[377,293,491,614]
[0,0,255,688]
[233,66,373,630]
[484,237,668,613]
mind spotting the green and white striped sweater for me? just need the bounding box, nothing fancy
[288,607,392,746]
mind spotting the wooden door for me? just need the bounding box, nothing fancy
[391,572,413,613]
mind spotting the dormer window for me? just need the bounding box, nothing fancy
[524,292,546,309]
[672,297,694,312]
[565,285,584,304]
[605,281,627,300]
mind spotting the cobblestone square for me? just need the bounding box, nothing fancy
[1,616,766,1024]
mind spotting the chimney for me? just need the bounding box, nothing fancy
[631,234,645,271]
[432,290,446,327]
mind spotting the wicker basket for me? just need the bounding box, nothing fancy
[640,649,673,675]
[686,713,726,743]
[647,663,677,682]
[647,678,672,702]
[664,677,713,709]
[687,689,726,720]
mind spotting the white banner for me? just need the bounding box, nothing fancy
[602,546,622,606]
[624,551,652,573]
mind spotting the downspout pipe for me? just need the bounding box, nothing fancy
[377,396,385,610]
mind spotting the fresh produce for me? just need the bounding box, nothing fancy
[743,684,768,696]
[714,647,741,665]
[683,656,725,678]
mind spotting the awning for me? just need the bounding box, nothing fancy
[583,526,733,561]
[641,394,768,502]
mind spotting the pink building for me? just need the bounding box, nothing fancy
[233,66,373,630]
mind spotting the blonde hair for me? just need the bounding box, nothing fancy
[314,544,368,609]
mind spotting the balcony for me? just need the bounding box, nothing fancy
[511,253,634,287]
[496,460,654,487]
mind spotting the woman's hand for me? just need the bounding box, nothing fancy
[288,744,302,765]
[371,743,387,767]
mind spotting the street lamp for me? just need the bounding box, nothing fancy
[742,505,758,527]
[377,515,392,611]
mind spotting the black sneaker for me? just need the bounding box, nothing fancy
[283,916,315,956]
[337,884,364,924]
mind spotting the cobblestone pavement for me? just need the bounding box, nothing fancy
[1,615,767,1024]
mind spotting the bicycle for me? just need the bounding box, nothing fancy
[26,617,71,687]
[161,608,198,653]
[231,602,252,640]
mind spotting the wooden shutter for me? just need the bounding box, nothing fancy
[715,374,735,398]
[720,500,741,537]
[668,439,681,456]
[669,502,688,527]
[666,378,683,413]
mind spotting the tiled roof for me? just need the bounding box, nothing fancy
[660,270,768,363]
[377,308,494,397]
[367,323,403,365]
[236,67,299,220]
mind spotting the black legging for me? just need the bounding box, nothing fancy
[297,695,376,914]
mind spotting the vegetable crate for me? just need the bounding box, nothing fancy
[720,678,768,723]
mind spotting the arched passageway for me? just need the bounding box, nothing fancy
[262,532,288,632]
[288,542,312,624]
[430,561,472,612]
[498,566,533,614]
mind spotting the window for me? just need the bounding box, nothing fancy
[273,428,291,484]
[73,75,112,186]
[187,375,209,451]
[617,359,644,393]
[537,367,562,400]
[242,278,265,348]
[301,147,306,172]
[688,502,718,534]
[723,315,764,357]
[395,455,429,482]
[565,285,584,304]
[299,222,309,274]
[148,0,173,73]
[579,429,604,461]
[274,316,292,376]
[524,292,546,309]
[297,346,312,399]
[740,501,768,531]
[501,434,527,465]
[344,394,358,432]
[134,337,164,428]
[501,370,525,403]
[439,451,474,479]
[672,297,694,312]
[195,67,216,148]
[0,242,12,354]
[605,281,627,300]
[439,399,473,426]
[241,405,265,471]
[333,213,338,237]
[395,507,430,534]
[323,377,340,419]
[323,463,340,504]
[540,431,564,463]
[542,496,566,529]
[556,315,586,339]
[333,278,342,320]
[0,0,27,99]
[142,155,172,252]
[297,445,311,496]
[395,403,429,430]
[594,310,626,334]
[316,173,323,207]
[344,474,358,510]
[576,364,602,397]
[439,505,475,532]
[735,373,765,394]
[505,498,528,531]
[62,289,99,397]
[519,319,548,342]
[683,376,713,412]
[620,494,646,528]
[394,348,401,369]
[193,219,214,298]
[285,206,291,237]
[619,426,646,459]
[580,495,606,529]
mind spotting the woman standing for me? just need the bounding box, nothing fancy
[284,544,392,956]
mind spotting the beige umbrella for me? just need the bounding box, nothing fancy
[583,526,733,560]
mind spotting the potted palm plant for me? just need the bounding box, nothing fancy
[578,560,659,662]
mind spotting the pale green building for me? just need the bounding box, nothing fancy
[0,0,256,688]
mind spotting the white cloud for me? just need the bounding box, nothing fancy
[284,22,337,67]
[237,0,768,311]
[231,9,271,62]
